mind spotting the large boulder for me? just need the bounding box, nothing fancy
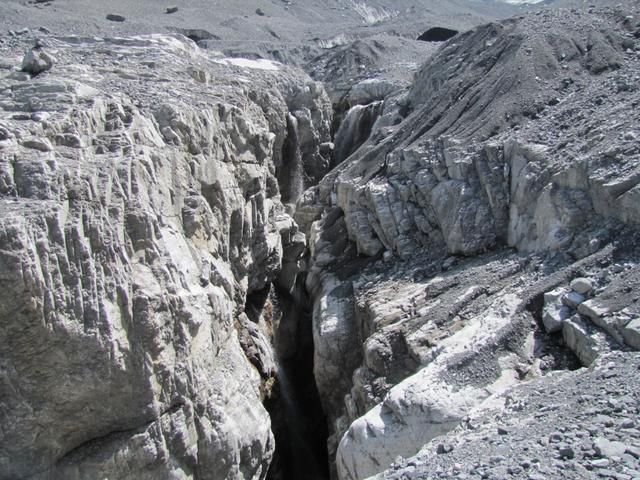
[21,47,54,75]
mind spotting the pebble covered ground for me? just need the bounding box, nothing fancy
[379,351,640,480]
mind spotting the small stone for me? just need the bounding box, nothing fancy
[578,300,610,323]
[0,126,12,141]
[597,469,627,479]
[625,446,640,459]
[543,288,571,333]
[55,133,83,148]
[106,14,126,22]
[497,426,510,435]
[0,56,13,70]
[570,278,593,295]
[594,415,615,427]
[436,442,454,454]
[590,458,610,468]
[607,397,622,411]
[7,71,30,81]
[32,112,50,123]
[559,445,575,459]
[319,141,334,153]
[563,291,585,308]
[623,470,640,480]
[161,126,181,145]
[619,418,635,429]
[546,305,571,333]
[549,432,564,443]
[624,131,637,141]
[593,437,626,458]
[442,256,456,270]
[256,8,266,16]
[621,318,640,350]
[21,137,53,152]
[166,6,178,14]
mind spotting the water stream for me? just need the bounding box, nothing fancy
[333,101,384,165]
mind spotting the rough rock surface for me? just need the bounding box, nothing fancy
[1,0,640,479]
[294,2,640,478]
[307,4,640,262]
[0,33,331,479]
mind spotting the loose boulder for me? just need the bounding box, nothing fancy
[21,47,54,75]
[570,277,593,295]
[542,288,571,333]
[106,14,126,22]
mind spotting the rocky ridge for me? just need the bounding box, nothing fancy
[0,33,331,479]
[294,2,640,479]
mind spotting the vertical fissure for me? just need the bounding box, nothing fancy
[247,280,329,480]
[279,113,305,207]
[255,79,385,478]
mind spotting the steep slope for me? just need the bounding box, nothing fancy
[0,33,331,479]
[307,4,639,259]
[295,2,640,478]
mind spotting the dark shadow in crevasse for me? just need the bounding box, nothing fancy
[255,278,329,480]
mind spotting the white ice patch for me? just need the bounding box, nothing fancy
[213,58,281,71]
[318,33,354,49]
[349,0,397,25]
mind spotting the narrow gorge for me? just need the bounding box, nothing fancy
[1,1,640,480]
